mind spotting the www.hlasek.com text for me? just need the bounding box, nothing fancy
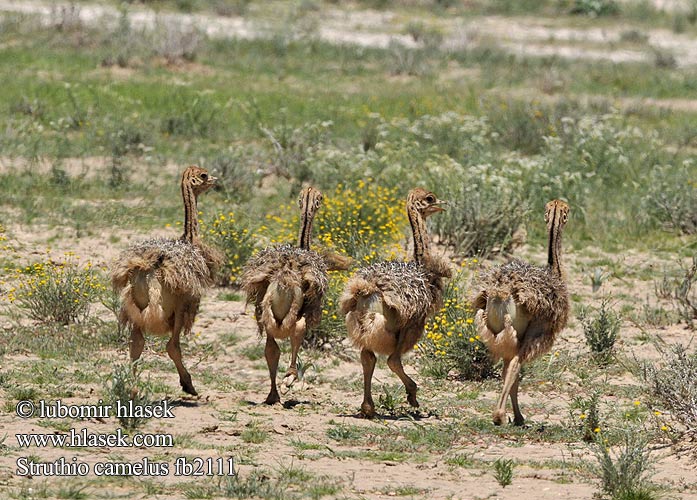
[16,428,173,448]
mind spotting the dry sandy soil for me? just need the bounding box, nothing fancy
[0,1,696,498]
[0,172,696,499]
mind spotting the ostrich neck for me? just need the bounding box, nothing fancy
[298,207,314,250]
[181,182,199,243]
[547,217,564,278]
[408,206,430,265]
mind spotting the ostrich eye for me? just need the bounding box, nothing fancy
[425,195,435,204]
[201,173,208,180]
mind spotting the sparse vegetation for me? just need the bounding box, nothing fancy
[206,212,257,286]
[668,257,697,325]
[10,257,106,325]
[493,458,514,487]
[580,299,620,366]
[104,362,152,430]
[641,343,697,447]
[590,430,657,500]
[1,1,697,498]
[570,0,619,17]
[571,390,602,442]
[417,268,495,380]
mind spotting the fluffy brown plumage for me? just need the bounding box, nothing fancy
[111,166,219,396]
[473,259,568,363]
[340,260,448,355]
[473,199,570,426]
[241,243,328,338]
[239,187,328,405]
[112,239,215,301]
[340,188,450,418]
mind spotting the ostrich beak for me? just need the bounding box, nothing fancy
[425,199,447,216]
[432,199,448,212]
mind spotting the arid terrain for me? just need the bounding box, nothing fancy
[0,1,696,499]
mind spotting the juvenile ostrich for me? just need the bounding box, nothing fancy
[473,199,570,426]
[111,166,221,396]
[340,188,451,418]
[240,187,328,405]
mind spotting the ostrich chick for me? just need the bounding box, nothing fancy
[473,199,570,426]
[240,187,328,405]
[340,188,451,418]
[111,166,221,396]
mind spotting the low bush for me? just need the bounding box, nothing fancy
[432,175,528,258]
[263,180,407,263]
[104,362,152,430]
[645,163,697,235]
[205,212,257,286]
[641,343,697,447]
[207,151,260,203]
[591,429,657,500]
[304,270,348,349]
[570,0,620,17]
[10,256,106,324]
[579,299,620,366]
[416,267,495,380]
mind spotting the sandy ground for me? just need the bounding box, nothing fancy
[0,2,696,497]
[0,174,696,498]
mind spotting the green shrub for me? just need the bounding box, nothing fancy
[262,119,333,187]
[656,256,697,325]
[579,299,620,366]
[484,99,554,155]
[417,268,495,381]
[376,112,495,166]
[641,343,697,446]
[570,390,602,442]
[161,92,221,137]
[387,42,435,77]
[377,383,403,415]
[205,212,257,286]
[570,0,620,16]
[152,19,202,63]
[107,122,149,158]
[530,112,666,235]
[432,173,528,258]
[215,471,284,499]
[263,180,406,263]
[212,0,252,16]
[591,430,657,500]
[11,257,106,325]
[105,362,152,430]
[645,163,697,235]
[493,458,514,487]
[207,151,260,203]
[305,270,347,349]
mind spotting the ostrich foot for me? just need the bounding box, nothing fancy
[282,368,298,389]
[180,376,198,396]
[264,389,281,405]
[493,409,507,426]
[407,390,419,408]
[359,400,376,419]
